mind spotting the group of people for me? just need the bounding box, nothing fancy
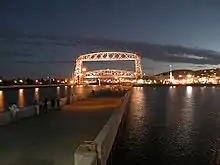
[33,97,60,116]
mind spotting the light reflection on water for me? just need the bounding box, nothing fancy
[129,87,146,137]
[112,86,220,165]
[34,88,39,101]
[64,86,68,97]
[0,90,4,112]
[171,86,194,156]
[18,89,25,108]
[56,86,60,98]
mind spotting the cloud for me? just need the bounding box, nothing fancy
[1,34,220,65]
[0,50,34,58]
[79,38,220,65]
[169,53,208,60]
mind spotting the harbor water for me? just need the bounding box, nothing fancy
[0,85,96,113]
[112,86,220,165]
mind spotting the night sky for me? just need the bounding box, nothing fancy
[1,0,220,78]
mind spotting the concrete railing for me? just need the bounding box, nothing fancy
[74,90,132,165]
[0,106,37,126]
[0,93,84,126]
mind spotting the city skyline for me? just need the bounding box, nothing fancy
[1,0,220,77]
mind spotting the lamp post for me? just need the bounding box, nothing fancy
[169,65,173,83]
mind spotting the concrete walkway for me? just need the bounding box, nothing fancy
[0,94,122,165]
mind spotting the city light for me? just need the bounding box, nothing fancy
[187,74,192,78]
[137,79,144,84]
[0,79,2,83]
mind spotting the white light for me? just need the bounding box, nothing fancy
[35,88,39,92]
[186,86,192,96]
[187,74,192,78]
[137,79,144,84]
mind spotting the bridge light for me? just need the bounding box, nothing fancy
[187,74,192,78]
[82,68,87,72]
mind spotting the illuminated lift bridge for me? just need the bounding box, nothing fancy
[73,52,143,84]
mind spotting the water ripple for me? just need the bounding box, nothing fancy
[112,86,220,165]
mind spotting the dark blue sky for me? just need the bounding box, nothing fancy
[1,0,220,78]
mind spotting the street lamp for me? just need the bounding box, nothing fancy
[169,65,173,82]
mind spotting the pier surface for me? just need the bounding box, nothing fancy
[0,91,123,165]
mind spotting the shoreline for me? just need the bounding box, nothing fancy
[133,84,220,87]
[0,83,219,90]
[0,84,69,90]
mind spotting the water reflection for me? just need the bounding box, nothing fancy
[175,86,194,153]
[0,90,4,112]
[212,86,216,94]
[34,88,39,101]
[64,86,68,96]
[167,86,178,124]
[169,85,177,97]
[57,86,60,98]
[18,89,25,108]
[201,86,206,93]
[113,86,220,165]
[129,87,147,139]
[186,86,192,96]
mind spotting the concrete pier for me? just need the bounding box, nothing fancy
[0,90,123,165]
[74,90,132,165]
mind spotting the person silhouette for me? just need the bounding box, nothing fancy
[43,98,48,113]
